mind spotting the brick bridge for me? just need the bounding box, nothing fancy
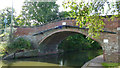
[14,17,120,62]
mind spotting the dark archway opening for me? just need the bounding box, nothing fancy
[39,31,103,67]
[58,34,102,52]
[57,34,103,66]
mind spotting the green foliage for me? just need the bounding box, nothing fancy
[0,42,8,56]
[58,34,101,52]
[15,1,71,26]
[16,1,59,26]
[0,7,16,28]
[0,7,16,42]
[6,37,32,53]
[102,63,120,68]
[62,0,120,38]
[0,34,5,37]
[0,32,9,42]
[59,11,70,18]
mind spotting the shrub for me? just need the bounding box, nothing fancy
[0,42,8,56]
[6,37,32,53]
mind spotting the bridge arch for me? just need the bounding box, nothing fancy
[38,28,102,53]
[14,18,119,62]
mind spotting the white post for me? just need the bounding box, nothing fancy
[60,59,63,66]
[62,22,66,25]
[103,39,109,44]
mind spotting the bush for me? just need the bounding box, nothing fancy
[0,42,8,56]
[6,37,32,53]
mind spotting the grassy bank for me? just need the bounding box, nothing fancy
[102,63,120,68]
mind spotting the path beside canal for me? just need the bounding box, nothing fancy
[81,55,105,68]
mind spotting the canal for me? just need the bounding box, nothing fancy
[0,50,102,68]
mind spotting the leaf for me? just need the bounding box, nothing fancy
[0,34,5,37]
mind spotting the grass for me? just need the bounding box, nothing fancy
[102,63,120,68]
[2,61,59,66]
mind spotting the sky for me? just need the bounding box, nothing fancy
[0,0,25,15]
[0,0,65,15]
[0,0,118,16]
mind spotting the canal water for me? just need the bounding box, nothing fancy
[0,50,102,68]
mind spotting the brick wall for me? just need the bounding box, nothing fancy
[14,18,119,36]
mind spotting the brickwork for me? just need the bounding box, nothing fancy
[13,18,119,62]
[118,27,120,62]
[14,18,119,36]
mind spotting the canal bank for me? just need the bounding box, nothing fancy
[1,55,105,68]
[1,50,102,67]
[81,55,105,68]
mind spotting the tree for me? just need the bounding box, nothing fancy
[17,1,60,26]
[63,0,120,38]
[0,7,16,34]
[0,7,18,42]
[58,11,70,18]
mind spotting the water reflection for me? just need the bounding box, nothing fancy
[58,50,102,66]
[1,50,102,67]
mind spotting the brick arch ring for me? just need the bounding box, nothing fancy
[38,28,103,53]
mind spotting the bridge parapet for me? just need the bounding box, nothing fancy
[14,18,119,36]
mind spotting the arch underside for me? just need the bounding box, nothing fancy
[38,29,100,53]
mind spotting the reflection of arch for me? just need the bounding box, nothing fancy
[38,29,102,53]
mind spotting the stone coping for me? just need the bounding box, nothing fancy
[2,49,58,60]
[81,55,105,68]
